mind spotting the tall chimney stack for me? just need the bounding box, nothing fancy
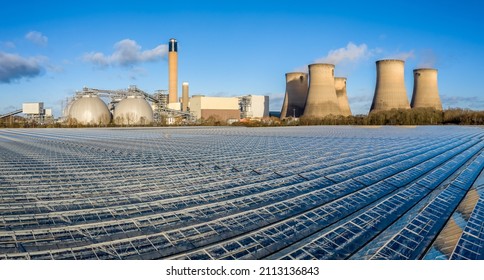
[168,38,178,104]
[182,82,189,111]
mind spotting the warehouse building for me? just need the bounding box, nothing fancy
[189,95,240,123]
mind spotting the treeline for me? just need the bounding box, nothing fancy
[2,108,484,128]
[236,108,484,127]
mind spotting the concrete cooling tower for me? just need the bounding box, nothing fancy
[411,68,442,110]
[114,96,153,125]
[68,95,111,125]
[168,38,178,104]
[303,64,341,117]
[370,59,410,113]
[280,72,308,118]
[334,77,352,116]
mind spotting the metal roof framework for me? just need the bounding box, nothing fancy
[0,126,483,260]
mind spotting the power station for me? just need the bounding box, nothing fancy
[280,72,308,119]
[303,64,341,118]
[411,68,442,110]
[369,59,410,113]
[1,37,451,125]
[334,77,352,116]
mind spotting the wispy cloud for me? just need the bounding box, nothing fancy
[25,31,48,46]
[383,50,415,61]
[294,42,376,72]
[316,42,372,65]
[83,39,168,68]
[441,95,484,110]
[417,49,437,68]
[1,41,16,49]
[395,51,415,61]
[0,52,44,83]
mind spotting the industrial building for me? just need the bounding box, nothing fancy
[189,95,240,122]
[0,126,483,260]
[239,95,270,119]
[411,68,443,110]
[334,77,352,116]
[303,64,341,118]
[58,38,261,125]
[370,59,410,113]
[0,102,53,124]
[280,72,308,119]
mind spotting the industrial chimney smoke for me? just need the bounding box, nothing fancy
[168,38,178,104]
[370,59,410,113]
[280,72,308,118]
[334,77,352,116]
[411,68,442,110]
[303,63,341,117]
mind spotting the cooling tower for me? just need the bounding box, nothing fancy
[280,72,308,118]
[303,64,341,117]
[182,82,189,112]
[113,96,153,125]
[68,95,111,125]
[370,59,410,113]
[168,38,178,104]
[335,77,352,116]
[411,68,442,110]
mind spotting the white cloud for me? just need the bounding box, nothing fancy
[83,39,168,68]
[395,50,415,60]
[315,42,371,65]
[441,95,484,110]
[1,41,16,49]
[392,50,415,61]
[417,49,437,68]
[25,31,48,46]
[294,42,375,72]
[0,52,44,83]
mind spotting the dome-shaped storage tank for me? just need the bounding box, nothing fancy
[68,95,111,125]
[114,95,153,125]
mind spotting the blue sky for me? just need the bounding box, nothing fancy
[1,0,483,116]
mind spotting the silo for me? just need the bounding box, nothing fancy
[114,95,153,125]
[369,59,410,113]
[68,95,111,125]
[168,38,178,104]
[411,68,442,110]
[335,77,352,116]
[280,72,308,118]
[182,82,189,112]
[303,64,341,117]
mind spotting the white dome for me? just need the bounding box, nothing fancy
[68,95,111,125]
[114,96,153,125]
